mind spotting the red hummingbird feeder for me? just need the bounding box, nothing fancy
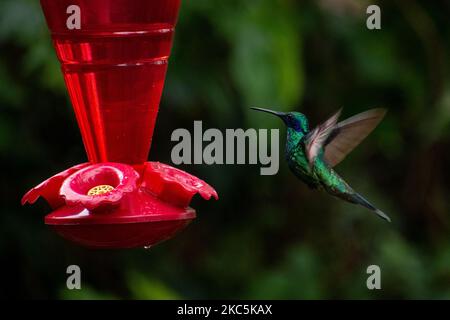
[22,0,218,248]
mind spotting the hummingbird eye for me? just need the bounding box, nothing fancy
[286,114,303,132]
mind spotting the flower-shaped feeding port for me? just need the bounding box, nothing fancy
[59,163,138,210]
[22,162,218,248]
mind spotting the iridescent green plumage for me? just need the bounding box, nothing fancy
[251,107,390,222]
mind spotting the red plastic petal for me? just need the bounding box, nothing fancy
[141,162,218,207]
[60,162,138,210]
[21,163,89,209]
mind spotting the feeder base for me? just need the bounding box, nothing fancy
[44,190,196,249]
[22,161,217,249]
[47,216,194,249]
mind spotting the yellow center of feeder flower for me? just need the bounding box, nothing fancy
[87,185,115,196]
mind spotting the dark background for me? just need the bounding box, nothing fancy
[1,0,450,299]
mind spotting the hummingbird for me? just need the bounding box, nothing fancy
[251,107,390,222]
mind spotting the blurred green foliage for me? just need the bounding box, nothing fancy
[1,0,450,299]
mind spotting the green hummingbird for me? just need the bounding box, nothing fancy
[251,107,390,222]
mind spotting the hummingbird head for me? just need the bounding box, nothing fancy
[250,107,309,133]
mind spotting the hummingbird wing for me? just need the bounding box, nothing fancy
[323,108,387,167]
[304,108,342,166]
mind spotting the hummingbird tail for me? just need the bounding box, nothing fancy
[352,193,391,222]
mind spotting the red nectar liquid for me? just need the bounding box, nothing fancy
[40,0,181,164]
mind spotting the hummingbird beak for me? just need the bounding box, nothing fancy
[250,107,287,119]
